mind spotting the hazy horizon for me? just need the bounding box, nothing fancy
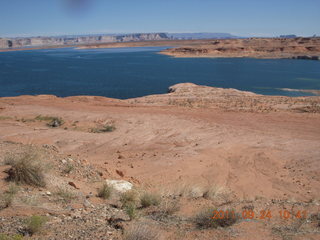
[1,0,319,38]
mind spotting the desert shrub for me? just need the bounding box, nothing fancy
[4,147,46,187]
[24,215,48,235]
[124,224,160,240]
[203,185,233,204]
[54,187,77,203]
[90,124,115,133]
[140,192,161,208]
[120,190,139,207]
[203,186,222,200]
[193,208,237,229]
[35,115,64,128]
[125,202,138,220]
[47,117,64,128]
[62,163,74,174]
[0,184,19,209]
[97,183,113,200]
[0,193,14,209]
[148,199,180,221]
[0,234,24,240]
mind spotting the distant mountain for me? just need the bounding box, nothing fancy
[167,33,240,40]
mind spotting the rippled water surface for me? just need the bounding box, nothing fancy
[1,47,320,98]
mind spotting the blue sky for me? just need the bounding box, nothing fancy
[1,0,319,37]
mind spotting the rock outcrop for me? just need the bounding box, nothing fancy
[161,37,320,60]
[0,33,169,49]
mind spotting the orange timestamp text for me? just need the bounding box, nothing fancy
[212,210,308,220]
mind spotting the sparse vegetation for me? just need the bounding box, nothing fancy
[97,183,113,200]
[202,185,233,204]
[35,115,64,128]
[124,224,160,240]
[125,202,138,220]
[148,199,180,221]
[140,192,161,208]
[0,116,12,121]
[4,147,46,187]
[120,190,139,207]
[54,187,77,203]
[0,184,19,209]
[90,124,116,133]
[62,162,74,174]
[193,207,237,229]
[24,215,48,235]
[0,234,24,240]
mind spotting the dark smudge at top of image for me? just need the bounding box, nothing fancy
[62,0,96,15]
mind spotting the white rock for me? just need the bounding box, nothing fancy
[105,180,133,193]
[61,159,67,164]
[46,191,52,196]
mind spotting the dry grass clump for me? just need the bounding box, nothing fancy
[4,147,46,187]
[35,115,64,128]
[62,162,74,174]
[97,183,113,200]
[54,187,77,203]
[0,234,23,240]
[124,224,160,240]
[0,184,19,209]
[203,185,233,204]
[140,192,161,208]
[193,207,237,229]
[120,190,140,207]
[90,124,116,133]
[0,116,12,121]
[168,184,205,199]
[148,199,180,221]
[125,202,138,220]
[24,215,48,235]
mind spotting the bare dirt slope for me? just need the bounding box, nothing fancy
[0,83,320,239]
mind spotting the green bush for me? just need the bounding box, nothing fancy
[125,202,138,220]
[25,215,48,235]
[0,234,24,240]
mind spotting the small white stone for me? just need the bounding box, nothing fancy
[105,180,133,193]
[46,191,52,196]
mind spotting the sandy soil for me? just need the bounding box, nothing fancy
[0,83,319,239]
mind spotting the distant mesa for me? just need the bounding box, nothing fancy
[0,33,170,49]
[0,32,242,49]
[167,32,240,40]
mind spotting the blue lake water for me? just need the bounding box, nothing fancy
[0,47,320,98]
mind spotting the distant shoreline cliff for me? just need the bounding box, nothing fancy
[0,33,169,49]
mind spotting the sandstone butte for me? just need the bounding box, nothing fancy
[0,83,320,239]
